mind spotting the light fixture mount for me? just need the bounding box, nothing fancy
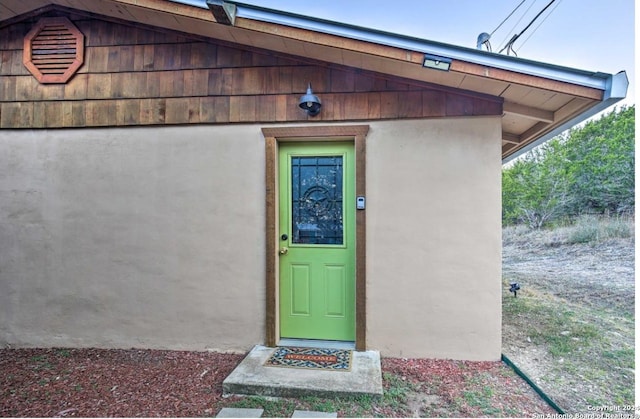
[298,83,322,117]
[423,53,452,71]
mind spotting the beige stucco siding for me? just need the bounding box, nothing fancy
[0,117,501,360]
[0,125,266,351]
[366,117,502,361]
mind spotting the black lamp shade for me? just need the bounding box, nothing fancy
[298,84,322,116]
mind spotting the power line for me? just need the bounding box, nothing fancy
[477,0,528,51]
[490,0,527,36]
[496,0,539,53]
[498,0,557,55]
[515,0,563,53]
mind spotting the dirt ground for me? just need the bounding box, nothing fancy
[503,232,635,314]
[502,227,635,413]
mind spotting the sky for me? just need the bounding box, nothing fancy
[239,0,635,108]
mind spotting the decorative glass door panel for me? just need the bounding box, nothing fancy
[278,142,355,341]
[291,156,343,245]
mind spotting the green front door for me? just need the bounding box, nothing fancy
[278,142,355,341]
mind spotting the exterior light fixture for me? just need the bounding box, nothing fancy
[509,282,521,297]
[298,83,322,116]
[423,53,452,71]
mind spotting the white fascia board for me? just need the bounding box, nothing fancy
[422,45,610,90]
[502,71,629,164]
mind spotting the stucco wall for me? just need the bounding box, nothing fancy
[0,125,266,352]
[0,117,501,359]
[366,117,502,360]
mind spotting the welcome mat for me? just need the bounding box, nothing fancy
[264,347,352,372]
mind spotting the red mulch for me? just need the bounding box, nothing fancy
[1,348,557,417]
[0,348,243,417]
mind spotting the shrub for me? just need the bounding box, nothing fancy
[566,215,634,244]
[600,216,634,239]
[567,216,600,243]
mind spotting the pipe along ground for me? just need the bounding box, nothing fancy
[501,353,565,414]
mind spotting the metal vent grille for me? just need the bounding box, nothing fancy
[23,17,84,84]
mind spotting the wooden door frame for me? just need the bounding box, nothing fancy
[262,125,369,351]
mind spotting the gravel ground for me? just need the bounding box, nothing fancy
[0,347,557,417]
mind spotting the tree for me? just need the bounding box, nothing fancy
[563,106,635,215]
[502,105,635,227]
[502,139,571,229]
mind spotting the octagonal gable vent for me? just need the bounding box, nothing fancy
[23,17,84,84]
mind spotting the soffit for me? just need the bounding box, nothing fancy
[1,0,618,161]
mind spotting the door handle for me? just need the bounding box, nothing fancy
[279,247,289,255]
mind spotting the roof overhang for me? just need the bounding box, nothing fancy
[0,0,628,162]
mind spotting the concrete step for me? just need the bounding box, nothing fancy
[216,407,264,417]
[291,410,337,418]
[223,345,383,399]
[215,408,337,418]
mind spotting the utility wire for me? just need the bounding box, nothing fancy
[497,0,539,53]
[515,0,563,52]
[478,0,528,51]
[499,0,558,54]
[490,0,527,36]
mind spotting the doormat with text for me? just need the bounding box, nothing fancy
[264,347,352,371]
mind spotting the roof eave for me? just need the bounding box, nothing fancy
[202,0,614,91]
[502,71,629,164]
[163,1,630,162]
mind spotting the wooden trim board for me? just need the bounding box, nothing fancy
[262,125,369,350]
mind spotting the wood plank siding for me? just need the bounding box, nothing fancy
[0,8,503,129]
